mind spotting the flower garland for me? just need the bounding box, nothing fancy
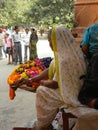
[7,57,53,100]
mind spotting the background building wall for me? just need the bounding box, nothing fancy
[72,0,98,45]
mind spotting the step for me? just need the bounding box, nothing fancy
[13,127,36,130]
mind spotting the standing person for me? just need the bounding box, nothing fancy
[5,32,13,64]
[12,26,22,65]
[0,28,5,59]
[15,26,98,130]
[22,28,30,61]
[78,23,98,110]
[29,28,38,60]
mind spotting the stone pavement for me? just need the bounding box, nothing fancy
[0,59,76,130]
[0,39,54,130]
[0,59,37,130]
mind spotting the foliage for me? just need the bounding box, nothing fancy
[0,0,74,29]
[27,0,74,28]
[0,0,32,28]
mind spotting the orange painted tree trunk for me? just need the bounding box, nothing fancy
[72,0,98,45]
[74,0,98,27]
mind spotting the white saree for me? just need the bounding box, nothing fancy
[36,26,98,129]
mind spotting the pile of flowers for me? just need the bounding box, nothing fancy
[7,57,53,100]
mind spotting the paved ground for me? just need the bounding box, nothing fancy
[0,39,53,130]
[0,38,76,130]
[0,59,37,130]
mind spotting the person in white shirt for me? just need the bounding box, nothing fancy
[22,28,30,61]
[12,26,22,65]
[0,28,5,59]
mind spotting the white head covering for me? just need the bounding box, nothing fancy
[51,26,86,107]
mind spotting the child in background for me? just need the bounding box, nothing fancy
[5,32,13,64]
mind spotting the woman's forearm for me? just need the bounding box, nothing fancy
[40,80,58,89]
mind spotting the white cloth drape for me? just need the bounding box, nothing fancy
[36,26,98,129]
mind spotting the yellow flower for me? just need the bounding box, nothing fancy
[20,72,28,78]
[19,67,24,72]
[30,61,35,66]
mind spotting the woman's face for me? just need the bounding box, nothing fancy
[48,29,53,50]
[48,38,53,50]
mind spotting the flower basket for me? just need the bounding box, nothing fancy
[7,57,53,100]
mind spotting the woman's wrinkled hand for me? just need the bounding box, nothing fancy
[10,78,37,93]
[11,78,32,89]
[10,79,25,90]
[18,78,32,87]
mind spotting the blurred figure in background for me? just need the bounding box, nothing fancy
[0,28,5,59]
[12,26,22,65]
[22,28,30,61]
[29,28,38,60]
[5,32,13,64]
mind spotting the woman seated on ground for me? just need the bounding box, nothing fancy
[15,26,98,130]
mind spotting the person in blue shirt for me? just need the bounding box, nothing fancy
[78,23,98,110]
[80,23,98,59]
